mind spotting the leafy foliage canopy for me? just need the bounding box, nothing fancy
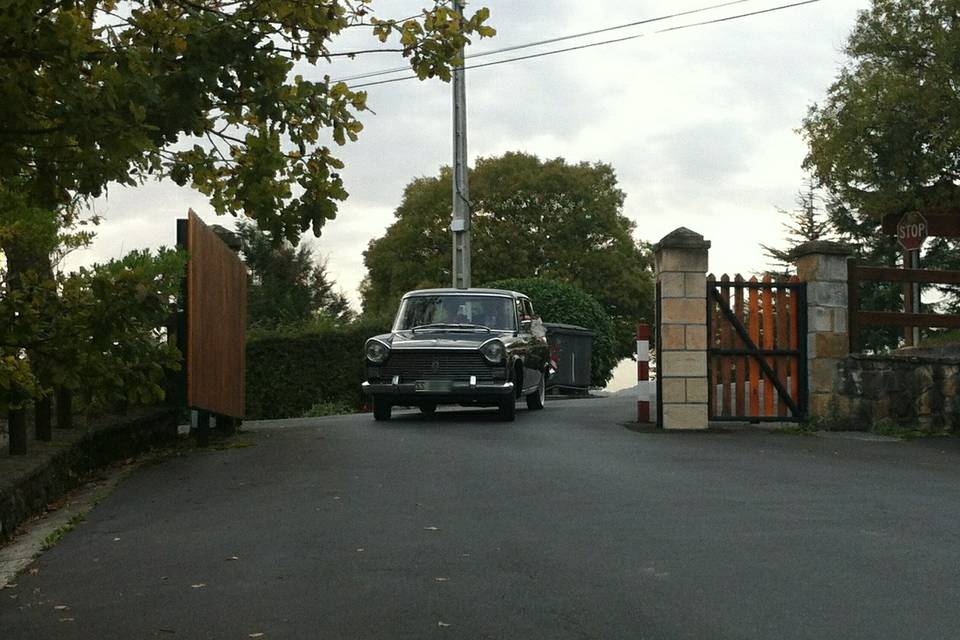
[484,277,617,388]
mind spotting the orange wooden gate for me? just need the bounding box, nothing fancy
[707,275,807,422]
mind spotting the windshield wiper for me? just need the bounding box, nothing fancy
[411,323,491,333]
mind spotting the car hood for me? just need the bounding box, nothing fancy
[375,331,508,350]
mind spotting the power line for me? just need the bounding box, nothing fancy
[335,0,753,84]
[347,0,822,90]
[656,0,820,34]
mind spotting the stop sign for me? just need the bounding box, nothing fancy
[897,211,928,251]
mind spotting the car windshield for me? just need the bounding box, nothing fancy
[394,295,516,331]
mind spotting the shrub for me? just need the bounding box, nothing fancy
[246,316,390,420]
[483,277,617,387]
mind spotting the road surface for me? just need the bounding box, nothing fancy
[2,397,960,639]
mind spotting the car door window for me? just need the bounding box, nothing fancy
[522,299,535,319]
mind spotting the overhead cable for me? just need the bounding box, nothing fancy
[335,0,754,84]
[346,0,822,90]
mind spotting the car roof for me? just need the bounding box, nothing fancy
[401,288,526,299]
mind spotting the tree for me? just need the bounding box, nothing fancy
[485,277,618,387]
[802,0,960,348]
[0,1,493,410]
[0,246,184,414]
[361,152,655,356]
[61,250,186,412]
[1,1,495,249]
[761,180,834,275]
[238,220,354,327]
[802,0,960,217]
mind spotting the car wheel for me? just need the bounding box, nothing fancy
[526,375,546,410]
[373,398,392,421]
[419,403,437,415]
[498,396,516,422]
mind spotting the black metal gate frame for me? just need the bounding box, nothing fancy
[706,280,808,423]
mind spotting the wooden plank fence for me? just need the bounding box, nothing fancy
[848,264,960,351]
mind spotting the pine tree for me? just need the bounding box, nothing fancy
[761,181,834,275]
[238,221,354,328]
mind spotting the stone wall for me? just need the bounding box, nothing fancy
[827,353,960,432]
[0,407,177,543]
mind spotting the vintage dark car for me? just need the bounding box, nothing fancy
[361,288,551,421]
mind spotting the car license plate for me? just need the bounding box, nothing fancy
[415,380,452,392]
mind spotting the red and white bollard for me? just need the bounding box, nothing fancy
[636,323,651,423]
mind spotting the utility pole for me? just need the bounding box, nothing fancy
[451,0,471,289]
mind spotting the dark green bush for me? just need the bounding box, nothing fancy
[246,317,390,420]
[483,277,617,387]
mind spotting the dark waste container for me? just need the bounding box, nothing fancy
[543,323,594,393]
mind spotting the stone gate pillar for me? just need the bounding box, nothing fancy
[792,241,853,421]
[654,228,710,430]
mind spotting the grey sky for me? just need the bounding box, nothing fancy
[68,0,868,311]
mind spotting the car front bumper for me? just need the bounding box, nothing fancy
[361,380,514,405]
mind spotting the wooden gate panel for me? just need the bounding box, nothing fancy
[719,275,733,416]
[747,279,761,416]
[182,211,247,419]
[776,286,789,417]
[707,275,807,422]
[733,274,750,415]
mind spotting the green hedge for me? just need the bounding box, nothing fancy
[483,277,617,387]
[246,317,390,420]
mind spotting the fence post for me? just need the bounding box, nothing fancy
[35,396,52,441]
[194,410,211,447]
[56,386,73,429]
[8,408,27,455]
[847,261,861,352]
[793,240,853,422]
[636,323,651,423]
[654,228,711,430]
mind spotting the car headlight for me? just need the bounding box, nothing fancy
[365,340,390,364]
[480,339,505,364]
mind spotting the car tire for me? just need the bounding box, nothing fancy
[419,403,437,415]
[373,398,392,421]
[526,375,546,410]
[498,396,516,422]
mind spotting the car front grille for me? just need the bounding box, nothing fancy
[380,350,497,381]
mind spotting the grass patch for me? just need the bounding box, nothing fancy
[212,438,256,451]
[40,513,86,551]
[779,425,818,436]
[778,416,823,436]
[302,401,356,418]
[869,420,951,440]
[919,329,960,349]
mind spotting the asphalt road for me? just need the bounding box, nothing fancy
[3,397,960,640]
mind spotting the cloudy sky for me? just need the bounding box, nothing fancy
[67,0,868,386]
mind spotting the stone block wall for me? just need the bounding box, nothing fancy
[828,354,960,432]
[792,241,852,421]
[655,228,710,430]
[0,407,177,542]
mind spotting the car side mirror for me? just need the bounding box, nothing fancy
[520,319,532,332]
